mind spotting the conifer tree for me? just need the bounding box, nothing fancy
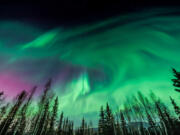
[155,101,168,135]
[146,111,156,134]
[170,97,180,120]
[42,112,50,135]
[48,97,58,135]
[16,108,26,135]
[67,121,73,135]
[0,91,4,104]
[57,112,64,135]
[104,103,114,135]
[162,105,176,135]
[0,90,27,135]
[16,86,36,135]
[115,116,121,135]
[65,118,69,134]
[9,119,20,135]
[120,110,128,135]
[0,103,9,122]
[62,118,66,134]
[35,101,49,135]
[98,106,105,135]
[80,117,85,135]
[29,115,39,134]
[31,114,40,134]
[172,68,180,92]
[41,79,52,104]
[33,80,52,135]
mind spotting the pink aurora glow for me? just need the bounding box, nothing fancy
[0,71,32,98]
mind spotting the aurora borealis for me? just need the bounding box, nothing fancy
[0,9,180,124]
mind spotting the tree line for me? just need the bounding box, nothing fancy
[0,68,179,135]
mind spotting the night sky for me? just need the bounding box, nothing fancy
[0,1,180,125]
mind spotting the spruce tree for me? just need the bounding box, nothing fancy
[170,97,180,120]
[104,103,114,135]
[155,101,168,135]
[120,110,128,135]
[0,90,27,135]
[33,80,51,135]
[145,111,156,134]
[16,86,36,135]
[57,112,64,135]
[48,97,58,135]
[41,79,52,104]
[98,106,105,135]
[35,101,49,135]
[29,115,39,134]
[115,116,121,135]
[162,105,176,135]
[0,103,9,122]
[0,91,4,104]
[41,112,50,135]
[80,117,85,135]
[9,119,20,135]
[172,68,180,92]
[16,107,26,135]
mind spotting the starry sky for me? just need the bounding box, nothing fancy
[0,2,180,125]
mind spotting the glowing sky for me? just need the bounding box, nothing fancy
[0,9,180,124]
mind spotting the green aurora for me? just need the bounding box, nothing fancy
[0,9,180,124]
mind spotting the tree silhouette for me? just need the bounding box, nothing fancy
[120,110,128,135]
[104,103,114,135]
[48,97,58,135]
[170,97,180,120]
[98,106,105,135]
[57,112,64,135]
[0,69,179,135]
[80,117,85,135]
[0,90,27,135]
[36,100,49,135]
[172,68,180,92]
